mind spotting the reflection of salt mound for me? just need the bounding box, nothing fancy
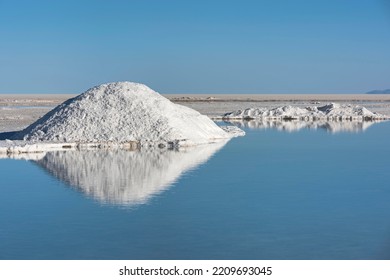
[17,82,237,146]
[227,119,382,133]
[222,103,388,121]
[33,141,227,206]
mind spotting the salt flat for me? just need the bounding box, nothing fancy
[1,93,390,133]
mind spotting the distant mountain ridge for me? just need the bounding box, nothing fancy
[366,89,390,94]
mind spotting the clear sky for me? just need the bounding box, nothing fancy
[0,0,389,94]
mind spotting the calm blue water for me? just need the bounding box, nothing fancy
[1,121,390,260]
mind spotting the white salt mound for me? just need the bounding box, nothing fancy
[222,103,389,121]
[17,82,242,146]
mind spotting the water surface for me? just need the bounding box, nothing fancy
[1,121,389,259]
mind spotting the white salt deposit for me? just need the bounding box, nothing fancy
[220,125,246,136]
[221,103,389,121]
[13,82,242,147]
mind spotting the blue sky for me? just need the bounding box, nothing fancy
[0,0,389,94]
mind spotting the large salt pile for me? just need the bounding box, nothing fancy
[15,82,242,147]
[222,103,389,121]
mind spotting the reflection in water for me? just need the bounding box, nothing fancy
[33,141,228,206]
[224,120,386,133]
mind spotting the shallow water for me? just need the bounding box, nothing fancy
[1,121,390,259]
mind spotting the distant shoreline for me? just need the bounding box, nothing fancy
[1,94,390,106]
[165,94,390,102]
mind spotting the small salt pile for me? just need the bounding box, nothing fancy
[222,103,388,121]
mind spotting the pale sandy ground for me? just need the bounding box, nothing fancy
[1,94,390,133]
